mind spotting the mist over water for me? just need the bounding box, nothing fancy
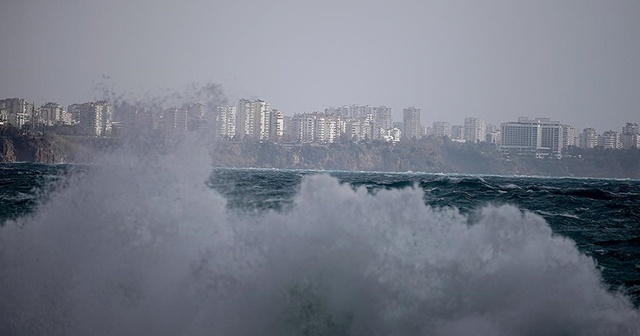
[0,137,638,335]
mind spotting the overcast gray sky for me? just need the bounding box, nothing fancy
[1,0,639,131]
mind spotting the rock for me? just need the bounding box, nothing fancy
[0,137,17,162]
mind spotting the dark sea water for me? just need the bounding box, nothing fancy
[1,158,639,335]
[210,168,640,306]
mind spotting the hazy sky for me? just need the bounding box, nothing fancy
[1,0,639,131]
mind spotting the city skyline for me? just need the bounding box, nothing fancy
[3,95,638,152]
[2,93,637,137]
[1,1,639,132]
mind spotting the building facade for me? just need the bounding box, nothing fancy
[601,130,622,149]
[500,117,564,158]
[433,121,452,137]
[216,105,236,139]
[580,128,599,149]
[402,107,421,140]
[622,123,639,149]
[68,101,113,136]
[464,117,486,143]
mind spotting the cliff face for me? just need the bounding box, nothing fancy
[0,135,63,163]
[1,131,638,179]
[0,138,17,162]
[210,140,640,179]
[210,141,502,173]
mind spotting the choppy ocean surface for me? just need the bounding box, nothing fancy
[1,156,639,335]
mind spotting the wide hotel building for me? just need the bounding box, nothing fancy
[500,117,564,159]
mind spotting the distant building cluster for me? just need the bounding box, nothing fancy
[216,102,400,143]
[216,99,284,141]
[0,98,72,130]
[1,95,638,159]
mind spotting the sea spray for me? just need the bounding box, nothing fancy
[0,137,638,335]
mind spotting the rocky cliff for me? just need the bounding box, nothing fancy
[1,128,638,179]
[210,139,640,179]
[0,135,61,163]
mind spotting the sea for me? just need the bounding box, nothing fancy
[1,148,639,335]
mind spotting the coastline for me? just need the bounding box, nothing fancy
[1,133,638,179]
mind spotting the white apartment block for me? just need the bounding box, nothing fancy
[11,113,29,129]
[0,98,35,128]
[292,113,317,143]
[186,103,207,131]
[235,99,270,140]
[216,105,236,139]
[162,107,188,133]
[121,106,156,133]
[375,106,393,136]
[238,100,251,137]
[257,101,271,141]
[622,123,640,149]
[403,107,421,140]
[580,128,599,149]
[324,104,392,141]
[450,125,464,141]
[622,122,639,135]
[464,117,486,143]
[39,102,66,126]
[68,101,113,136]
[291,112,342,143]
[500,117,564,158]
[283,116,294,142]
[270,109,284,141]
[433,121,452,137]
[562,125,577,148]
[601,130,622,149]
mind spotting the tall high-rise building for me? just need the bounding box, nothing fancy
[186,103,207,131]
[622,122,640,149]
[374,106,393,139]
[256,100,271,140]
[622,122,639,135]
[500,117,564,158]
[216,105,236,139]
[324,104,392,140]
[121,105,155,134]
[283,116,294,142]
[235,99,251,139]
[39,102,65,126]
[0,98,34,128]
[464,117,486,143]
[432,121,452,137]
[235,99,270,140]
[162,107,188,133]
[269,109,284,141]
[403,107,421,140]
[0,98,34,118]
[580,128,599,148]
[450,125,464,140]
[562,125,577,148]
[601,130,622,149]
[291,112,342,143]
[69,101,113,136]
[292,113,317,143]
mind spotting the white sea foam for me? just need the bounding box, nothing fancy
[0,136,638,335]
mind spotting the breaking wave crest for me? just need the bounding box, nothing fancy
[0,138,638,335]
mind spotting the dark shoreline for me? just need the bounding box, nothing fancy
[1,133,639,179]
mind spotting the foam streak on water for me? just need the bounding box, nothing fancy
[0,140,638,335]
